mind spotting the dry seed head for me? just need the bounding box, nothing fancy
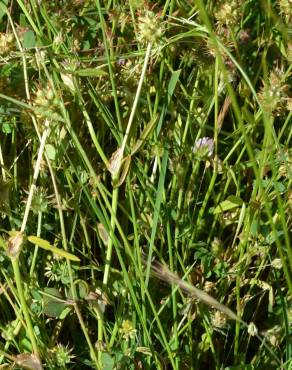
[1,320,18,341]
[149,259,240,322]
[53,32,64,47]
[31,50,47,70]
[71,0,88,8]
[279,162,292,178]
[258,67,289,115]
[203,281,215,293]
[215,0,243,27]
[137,11,165,45]
[120,59,143,85]
[286,97,292,111]
[211,310,227,328]
[0,33,14,55]
[278,0,292,24]
[211,238,223,256]
[267,334,280,347]
[33,85,61,124]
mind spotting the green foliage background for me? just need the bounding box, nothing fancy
[0,0,291,369]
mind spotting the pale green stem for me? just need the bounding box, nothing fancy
[11,259,40,356]
[98,42,153,348]
[120,42,152,155]
[20,125,50,233]
[10,126,50,358]
[0,143,6,180]
[29,211,42,276]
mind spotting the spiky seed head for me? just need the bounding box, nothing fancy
[137,11,165,45]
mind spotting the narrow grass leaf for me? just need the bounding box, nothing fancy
[145,149,168,286]
[27,236,80,261]
[213,195,243,214]
[75,68,108,77]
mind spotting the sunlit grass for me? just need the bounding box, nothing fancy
[0,0,291,369]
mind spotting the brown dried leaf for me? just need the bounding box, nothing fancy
[15,353,43,370]
[107,148,123,177]
[97,223,108,245]
[7,231,24,259]
[115,155,131,187]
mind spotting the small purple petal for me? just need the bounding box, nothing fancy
[192,137,214,157]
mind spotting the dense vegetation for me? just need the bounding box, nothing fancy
[0,0,291,369]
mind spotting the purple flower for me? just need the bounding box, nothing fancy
[117,58,126,67]
[192,137,214,158]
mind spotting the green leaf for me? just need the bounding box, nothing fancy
[74,279,89,299]
[45,144,56,160]
[0,0,8,21]
[167,69,181,104]
[266,230,284,245]
[101,353,115,370]
[2,122,13,134]
[0,179,11,207]
[273,181,285,193]
[156,69,181,135]
[213,195,243,214]
[27,236,80,261]
[42,287,71,318]
[23,30,36,48]
[76,68,108,77]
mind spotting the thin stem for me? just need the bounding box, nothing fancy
[98,42,153,348]
[121,42,152,155]
[11,259,40,356]
[9,126,49,358]
[21,126,50,233]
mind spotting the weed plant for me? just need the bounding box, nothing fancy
[0,0,291,369]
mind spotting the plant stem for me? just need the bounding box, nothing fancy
[9,126,50,359]
[98,42,152,347]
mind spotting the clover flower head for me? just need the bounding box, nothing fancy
[192,137,214,158]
